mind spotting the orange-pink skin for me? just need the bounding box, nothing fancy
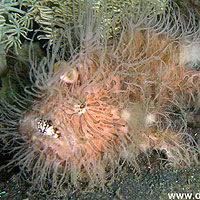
[20,67,129,169]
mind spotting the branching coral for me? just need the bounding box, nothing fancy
[0,0,169,48]
[0,0,200,196]
[0,0,34,53]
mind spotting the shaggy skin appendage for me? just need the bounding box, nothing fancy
[0,0,200,195]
